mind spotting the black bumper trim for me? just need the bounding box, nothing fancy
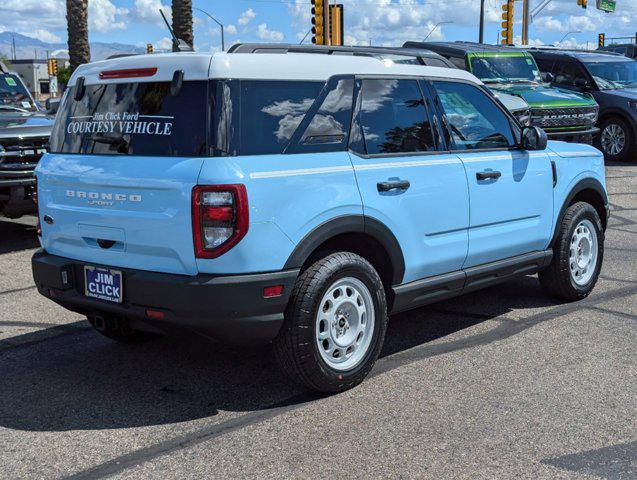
[545,127,599,139]
[31,250,299,344]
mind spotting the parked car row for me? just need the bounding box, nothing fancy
[32,47,609,392]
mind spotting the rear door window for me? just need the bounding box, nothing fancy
[354,79,435,155]
[239,81,323,156]
[50,81,208,156]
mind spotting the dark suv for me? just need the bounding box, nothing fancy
[0,61,54,218]
[529,48,637,162]
[598,44,637,60]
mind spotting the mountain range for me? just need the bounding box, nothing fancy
[0,31,145,62]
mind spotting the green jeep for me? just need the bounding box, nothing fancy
[405,42,599,144]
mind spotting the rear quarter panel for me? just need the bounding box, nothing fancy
[196,152,362,274]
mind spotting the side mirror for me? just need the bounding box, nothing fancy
[521,126,548,151]
[45,97,60,114]
[541,72,555,83]
[574,78,590,90]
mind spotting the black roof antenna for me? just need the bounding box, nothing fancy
[159,9,194,52]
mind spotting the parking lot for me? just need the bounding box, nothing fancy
[0,162,634,479]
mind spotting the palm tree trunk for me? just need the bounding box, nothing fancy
[172,0,194,51]
[66,0,90,71]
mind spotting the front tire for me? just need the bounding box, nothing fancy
[539,202,604,301]
[598,117,634,163]
[274,252,388,393]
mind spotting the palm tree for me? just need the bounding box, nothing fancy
[66,0,90,71]
[171,0,194,50]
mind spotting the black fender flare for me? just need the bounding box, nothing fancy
[283,215,406,285]
[550,177,609,248]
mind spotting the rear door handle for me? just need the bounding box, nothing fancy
[476,171,502,181]
[377,180,411,192]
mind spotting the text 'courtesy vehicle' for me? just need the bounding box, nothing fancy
[0,61,54,218]
[406,42,600,145]
[32,52,609,392]
[530,48,637,162]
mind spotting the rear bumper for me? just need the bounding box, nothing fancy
[31,250,299,344]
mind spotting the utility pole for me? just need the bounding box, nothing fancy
[522,0,530,45]
[479,0,485,43]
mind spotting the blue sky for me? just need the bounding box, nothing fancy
[1,0,635,52]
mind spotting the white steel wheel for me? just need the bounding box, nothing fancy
[569,219,598,286]
[601,123,626,157]
[315,277,375,371]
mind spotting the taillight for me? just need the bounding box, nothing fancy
[192,185,249,259]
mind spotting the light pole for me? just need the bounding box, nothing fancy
[194,7,225,52]
[479,0,485,43]
[557,30,581,46]
[424,21,453,42]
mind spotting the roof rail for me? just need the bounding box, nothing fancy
[228,43,455,68]
[524,46,623,56]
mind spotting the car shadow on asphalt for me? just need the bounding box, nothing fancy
[0,275,562,433]
[0,217,39,254]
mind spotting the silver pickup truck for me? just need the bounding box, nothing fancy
[0,61,54,218]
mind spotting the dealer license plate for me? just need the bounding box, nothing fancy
[84,266,123,303]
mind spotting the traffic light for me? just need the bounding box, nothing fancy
[577,0,588,8]
[329,4,344,46]
[501,0,514,46]
[146,43,153,54]
[311,0,327,45]
[598,33,605,48]
[47,59,58,76]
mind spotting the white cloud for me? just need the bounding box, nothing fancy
[0,0,66,33]
[155,37,172,50]
[238,8,256,26]
[257,23,284,42]
[89,0,128,32]
[133,0,171,26]
[226,24,237,35]
[287,0,459,47]
[21,29,61,43]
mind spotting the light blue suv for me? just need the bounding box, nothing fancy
[32,52,609,392]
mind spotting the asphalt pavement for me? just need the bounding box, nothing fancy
[0,163,635,479]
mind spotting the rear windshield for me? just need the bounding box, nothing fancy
[50,81,207,156]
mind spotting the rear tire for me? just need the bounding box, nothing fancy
[539,202,604,301]
[88,314,158,344]
[274,252,388,393]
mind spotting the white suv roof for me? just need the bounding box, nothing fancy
[70,52,481,86]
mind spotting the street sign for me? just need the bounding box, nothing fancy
[596,0,616,12]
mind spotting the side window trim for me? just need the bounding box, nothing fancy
[347,75,441,159]
[284,74,355,155]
